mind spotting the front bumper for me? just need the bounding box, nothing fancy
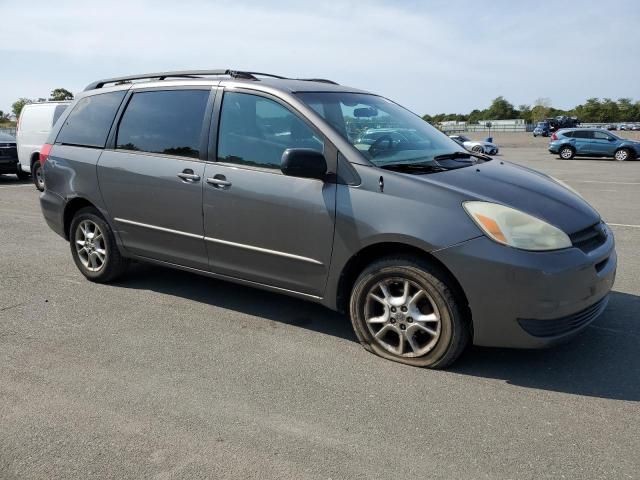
[433,225,616,348]
[0,156,19,173]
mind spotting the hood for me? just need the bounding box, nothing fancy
[414,160,600,234]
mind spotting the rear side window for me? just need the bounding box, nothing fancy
[562,131,574,138]
[52,104,69,126]
[57,91,126,148]
[572,130,592,139]
[116,89,210,159]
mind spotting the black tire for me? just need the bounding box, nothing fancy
[69,207,129,283]
[349,256,471,369]
[614,148,632,162]
[32,160,45,191]
[471,145,484,154]
[558,146,575,160]
[16,169,30,180]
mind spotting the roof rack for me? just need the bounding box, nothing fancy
[297,78,339,85]
[84,69,338,91]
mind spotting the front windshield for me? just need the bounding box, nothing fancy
[297,92,469,167]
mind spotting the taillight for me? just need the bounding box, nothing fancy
[39,143,53,165]
[550,133,558,141]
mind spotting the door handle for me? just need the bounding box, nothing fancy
[177,169,201,182]
[206,175,232,188]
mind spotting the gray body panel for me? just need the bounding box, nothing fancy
[97,150,209,270]
[202,163,336,297]
[40,73,617,350]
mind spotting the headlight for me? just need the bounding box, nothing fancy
[463,201,572,251]
[549,176,584,199]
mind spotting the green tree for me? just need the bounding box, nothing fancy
[600,98,619,122]
[49,88,74,101]
[485,96,517,119]
[617,98,633,121]
[531,98,551,122]
[518,104,532,123]
[12,98,33,117]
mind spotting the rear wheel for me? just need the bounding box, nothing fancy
[349,256,470,368]
[32,160,44,191]
[559,146,575,160]
[69,207,129,283]
[614,148,631,161]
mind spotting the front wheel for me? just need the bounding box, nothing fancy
[349,257,470,368]
[614,148,631,161]
[471,145,485,154]
[70,207,129,283]
[32,160,44,191]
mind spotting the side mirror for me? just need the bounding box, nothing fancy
[608,137,616,141]
[281,148,327,180]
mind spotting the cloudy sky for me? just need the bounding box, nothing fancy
[2,0,639,116]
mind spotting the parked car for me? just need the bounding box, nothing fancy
[39,69,616,368]
[0,132,27,179]
[548,128,640,161]
[16,101,70,190]
[544,116,580,132]
[605,124,617,131]
[631,124,640,131]
[448,134,499,155]
[533,122,550,137]
[618,124,630,131]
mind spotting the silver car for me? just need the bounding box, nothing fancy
[449,134,499,155]
[39,70,616,368]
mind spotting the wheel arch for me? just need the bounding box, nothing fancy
[63,197,99,240]
[30,151,40,170]
[335,242,470,319]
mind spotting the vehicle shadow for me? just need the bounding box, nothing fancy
[0,174,32,186]
[452,290,640,401]
[116,265,638,401]
[115,263,356,342]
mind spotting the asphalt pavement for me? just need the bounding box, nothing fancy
[1,144,638,479]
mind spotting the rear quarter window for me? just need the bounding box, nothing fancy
[56,91,126,148]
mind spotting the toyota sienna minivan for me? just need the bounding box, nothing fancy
[39,70,616,368]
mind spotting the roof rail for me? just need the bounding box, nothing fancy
[84,70,337,91]
[298,78,339,85]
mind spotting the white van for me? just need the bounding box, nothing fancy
[17,101,70,190]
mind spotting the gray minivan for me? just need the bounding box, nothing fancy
[39,70,616,368]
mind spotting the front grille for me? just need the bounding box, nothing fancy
[518,295,609,337]
[569,222,607,253]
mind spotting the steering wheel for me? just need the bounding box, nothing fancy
[368,134,396,158]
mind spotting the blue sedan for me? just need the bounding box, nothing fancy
[548,128,640,161]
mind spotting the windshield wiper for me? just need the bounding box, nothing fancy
[379,163,450,173]
[434,151,490,162]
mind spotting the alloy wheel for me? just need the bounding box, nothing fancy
[614,149,629,161]
[560,148,573,159]
[74,220,107,272]
[364,277,442,357]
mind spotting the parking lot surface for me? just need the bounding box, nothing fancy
[1,135,639,479]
